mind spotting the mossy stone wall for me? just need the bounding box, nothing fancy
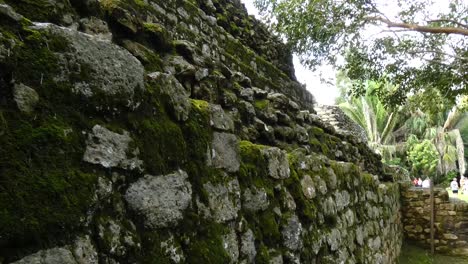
[0,0,402,263]
[401,186,468,256]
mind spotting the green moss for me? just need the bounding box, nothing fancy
[4,0,75,23]
[130,116,187,175]
[361,173,375,186]
[121,40,164,72]
[238,141,271,189]
[259,211,281,244]
[142,22,172,51]
[180,99,214,202]
[216,14,229,29]
[143,22,163,33]
[10,32,62,86]
[133,0,148,8]
[99,0,121,11]
[0,115,97,253]
[284,166,318,224]
[192,99,210,111]
[255,244,271,264]
[254,99,269,110]
[141,231,174,264]
[309,137,329,156]
[185,221,231,264]
[255,55,289,80]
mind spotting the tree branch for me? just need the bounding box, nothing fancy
[408,49,468,61]
[366,17,468,36]
[427,19,468,29]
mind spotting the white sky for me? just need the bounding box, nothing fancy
[241,0,339,105]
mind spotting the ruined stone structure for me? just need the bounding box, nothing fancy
[315,105,368,144]
[0,0,402,263]
[401,187,468,256]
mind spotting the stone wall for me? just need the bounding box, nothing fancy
[315,105,368,143]
[0,0,402,263]
[401,186,468,255]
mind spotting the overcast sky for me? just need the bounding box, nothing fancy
[241,0,339,105]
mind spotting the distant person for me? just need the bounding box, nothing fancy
[422,178,430,188]
[450,178,459,195]
[417,178,422,187]
[412,178,418,186]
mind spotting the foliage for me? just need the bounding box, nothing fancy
[407,139,439,178]
[336,71,466,178]
[336,74,404,163]
[254,0,468,106]
[338,79,401,144]
[442,170,459,187]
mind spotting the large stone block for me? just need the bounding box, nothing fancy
[282,214,303,251]
[32,23,144,103]
[200,179,241,223]
[125,170,192,229]
[147,72,191,121]
[261,147,290,179]
[211,132,240,172]
[83,125,143,171]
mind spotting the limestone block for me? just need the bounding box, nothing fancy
[32,23,144,102]
[240,88,254,102]
[442,233,458,240]
[283,189,297,211]
[300,174,316,199]
[240,229,256,262]
[202,179,241,223]
[282,214,303,251]
[210,104,234,131]
[261,147,290,179]
[83,125,143,171]
[147,72,191,121]
[96,216,139,258]
[12,248,77,264]
[73,236,99,264]
[12,236,98,264]
[208,132,240,172]
[13,83,39,113]
[125,170,192,228]
[223,228,239,263]
[242,187,269,212]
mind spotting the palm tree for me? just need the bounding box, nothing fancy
[336,79,402,162]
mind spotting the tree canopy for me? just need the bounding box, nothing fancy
[254,0,468,106]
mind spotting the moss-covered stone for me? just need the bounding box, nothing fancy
[4,0,75,24]
[185,221,231,264]
[142,22,172,52]
[0,114,97,255]
[131,117,187,175]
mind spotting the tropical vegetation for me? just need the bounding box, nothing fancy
[254,0,467,106]
[335,73,467,183]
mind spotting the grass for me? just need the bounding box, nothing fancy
[446,187,468,203]
[399,242,468,264]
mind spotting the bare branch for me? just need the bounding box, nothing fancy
[366,17,468,36]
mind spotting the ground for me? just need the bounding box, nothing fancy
[447,187,468,203]
[399,242,468,264]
